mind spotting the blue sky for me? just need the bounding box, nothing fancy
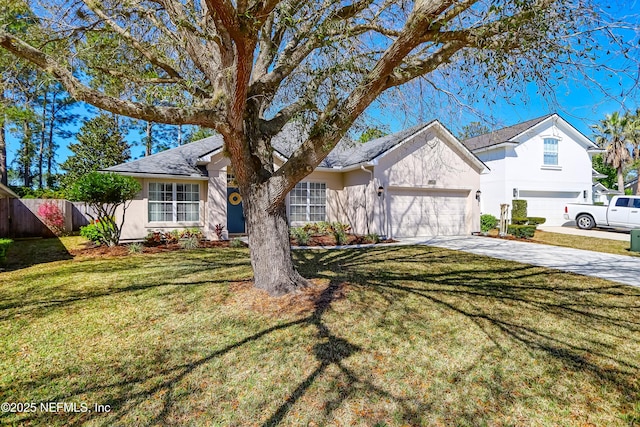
[6,2,640,179]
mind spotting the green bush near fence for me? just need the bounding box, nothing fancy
[0,238,13,261]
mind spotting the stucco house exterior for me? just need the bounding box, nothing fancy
[106,120,486,241]
[462,114,602,226]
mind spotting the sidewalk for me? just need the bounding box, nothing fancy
[402,236,640,288]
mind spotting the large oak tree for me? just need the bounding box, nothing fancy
[1,0,635,294]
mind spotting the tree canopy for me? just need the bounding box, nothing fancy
[2,0,638,294]
[61,113,131,187]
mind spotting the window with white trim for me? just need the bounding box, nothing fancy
[543,138,559,165]
[148,183,200,222]
[290,182,326,222]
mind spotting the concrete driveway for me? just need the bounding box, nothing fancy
[402,236,640,288]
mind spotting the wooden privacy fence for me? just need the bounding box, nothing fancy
[0,198,96,238]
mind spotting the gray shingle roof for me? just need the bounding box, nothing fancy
[463,114,554,151]
[106,120,446,176]
[105,136,223,176]
[271,122,433,168]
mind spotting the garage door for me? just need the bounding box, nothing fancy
[518,190,581,226]
[389,189,468,237]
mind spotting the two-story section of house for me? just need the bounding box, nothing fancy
[463,114,602,226]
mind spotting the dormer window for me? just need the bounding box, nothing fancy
[543,138,559,165]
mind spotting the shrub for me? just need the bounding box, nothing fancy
[507,224,537,239]
[179,236,200,250]
[365,233,381,244]
[333,229,348,245]
[480,214,498,233]
[527,217,546,226]
[214,224,225,240]
[0,238,13,261]
[144,229,203,246]
[511,217,529,225]
[594,201,605,206]
[230,238,245,248]
[80,219,115,245]
[290,227,311,245]
[68,172,141,246]
[37,201,66,236]
[128,242,143,254]
[512,199,528,218]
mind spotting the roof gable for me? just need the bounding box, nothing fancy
[462,113,597,152]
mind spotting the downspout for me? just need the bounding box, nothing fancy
[360,165,373,235]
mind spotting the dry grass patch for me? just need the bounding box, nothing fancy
[0,238,639,426]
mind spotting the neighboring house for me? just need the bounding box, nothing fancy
[463,114,602,226]
[592,182,622,205]
[106,120,486,241]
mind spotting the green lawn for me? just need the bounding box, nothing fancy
[532,230,640,257]
[1,237,639,426]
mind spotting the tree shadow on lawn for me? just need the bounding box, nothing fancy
[0,237,73,272]
[3,245,640,426]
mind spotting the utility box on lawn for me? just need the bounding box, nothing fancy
[631,230,640,252]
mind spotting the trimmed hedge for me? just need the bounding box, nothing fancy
[512,216,547,226]
[511,217,529,225]
[527,217,546,226]
[507,225,536,239]
[512,199,527,218]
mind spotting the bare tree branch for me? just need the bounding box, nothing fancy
[0,29,224,128]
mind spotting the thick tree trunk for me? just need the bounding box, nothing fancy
[242,183,309,296]
[617,167,625,193]
[0,113,6,187]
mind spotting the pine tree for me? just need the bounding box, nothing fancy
[61,113,130,187]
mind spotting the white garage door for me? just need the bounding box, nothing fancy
[518,190,582,226]
[389,189,468,238]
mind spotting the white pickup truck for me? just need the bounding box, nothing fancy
[564,195,640,229]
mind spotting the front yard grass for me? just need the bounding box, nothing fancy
[532,230,640,257]
[0,237,639,426]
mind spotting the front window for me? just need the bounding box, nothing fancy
[290,182,326,222]
[543,138,559,165]
[149,183,200,222]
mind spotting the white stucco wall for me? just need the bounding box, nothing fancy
[374,126,482,237]
[118,177,208,241]
[477,120,594,226]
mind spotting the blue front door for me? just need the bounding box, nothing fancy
[227,187,245,233]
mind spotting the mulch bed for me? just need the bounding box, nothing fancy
[291,234,396,246]
[227,279,350,316]
[71,234,395,259]
[70,239,242,258]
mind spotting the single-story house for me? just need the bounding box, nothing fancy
[462,113,603,226]
[107,120,487,241]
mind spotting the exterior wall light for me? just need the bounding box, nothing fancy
[475,190,481,202]
[513,188,518,198]
[377,186,384,197]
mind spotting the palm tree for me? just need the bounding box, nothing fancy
[592,112,632,192]
[625,109,640,195]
